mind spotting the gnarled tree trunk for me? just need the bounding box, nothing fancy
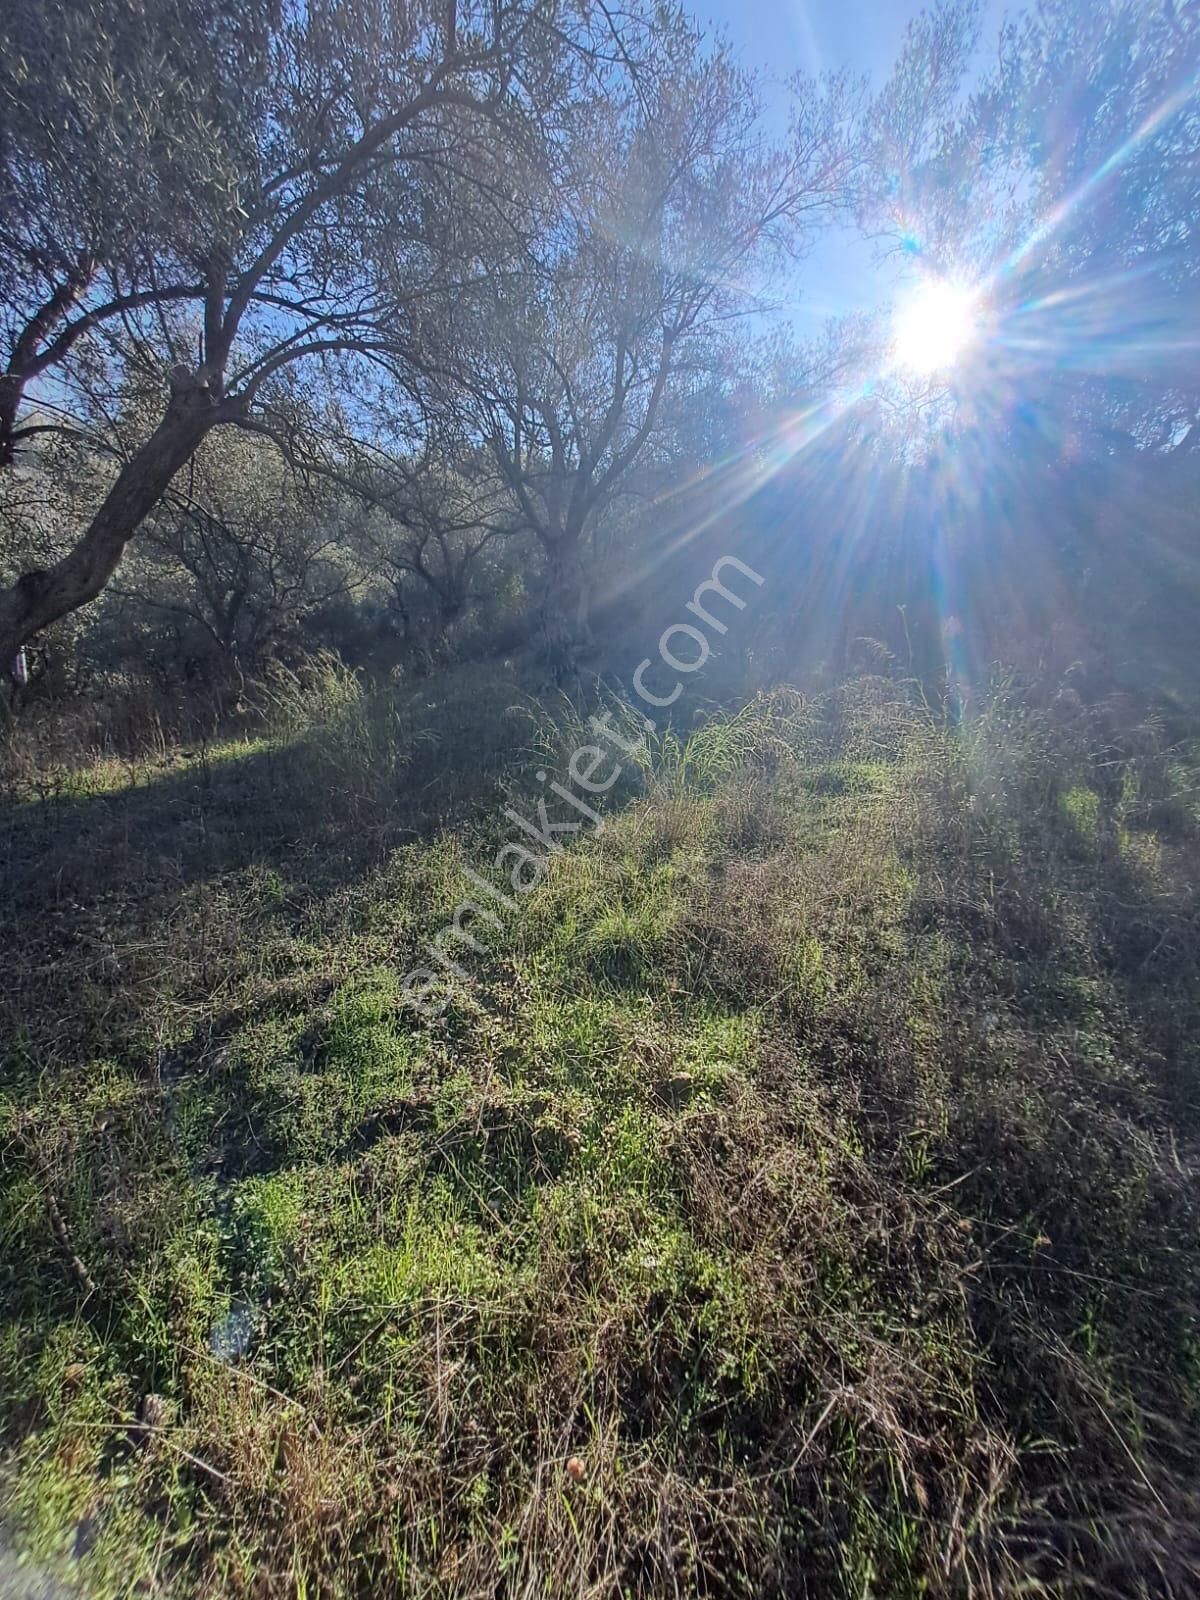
[0,371,225,663]
[541,533,593,678]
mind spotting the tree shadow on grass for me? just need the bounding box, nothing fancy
[0,659,564,1067]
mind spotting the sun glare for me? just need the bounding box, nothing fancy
[891,279,979,376]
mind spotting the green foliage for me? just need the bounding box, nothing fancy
[3,667,1200,1597]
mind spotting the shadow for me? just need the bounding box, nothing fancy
[0,660,565,1066]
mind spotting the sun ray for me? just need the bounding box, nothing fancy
[991,70,1200,288]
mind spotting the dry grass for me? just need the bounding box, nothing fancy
[2,665,1199,1597]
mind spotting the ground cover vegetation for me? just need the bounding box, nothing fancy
[3,661,1200,1596]
[3,0,1200,1595]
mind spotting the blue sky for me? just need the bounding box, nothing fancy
[686,0,1014,324]
[692,0,920,83]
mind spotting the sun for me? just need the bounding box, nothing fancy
[891,279,979,376]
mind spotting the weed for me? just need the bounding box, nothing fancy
[3,666,1200,1597]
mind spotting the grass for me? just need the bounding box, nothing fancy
[1,661,1199,1596]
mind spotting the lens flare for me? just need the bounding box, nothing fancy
[891,280,979,375]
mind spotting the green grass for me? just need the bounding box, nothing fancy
[2,665,1199,1597]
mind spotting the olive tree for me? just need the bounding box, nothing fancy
[111,429,364,692]
[0,0,283,468]
[0,0,593,663]
[443,12,864,660]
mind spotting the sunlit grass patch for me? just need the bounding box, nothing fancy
[1061,782,1101,838]
[3,670,1200,1597]
[1,730,276,807]
[331,1182,518,1308]
[799,757,896,798]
